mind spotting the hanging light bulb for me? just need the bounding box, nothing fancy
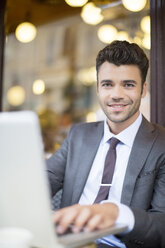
[81,2,103,25]
[15,22,37,43]
[133,36,142,46]
[142,34,150,50]
[116,31,130,41]
[122,0,147,12]
[140,16,150,34]
[65,0,88,7]
[77,66,96,86]
[97,25,117,44]
[32,79,45,95]
[7,85,25,106]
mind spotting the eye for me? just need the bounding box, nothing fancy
[102,82,113,88]
[124,83,135,88]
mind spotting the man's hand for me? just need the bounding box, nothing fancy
[53,203,119,234]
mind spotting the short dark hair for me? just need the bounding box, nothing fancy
[96,40,149,85]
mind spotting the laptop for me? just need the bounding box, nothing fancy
[0,111,127,248]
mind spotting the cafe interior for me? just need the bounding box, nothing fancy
[0,0,164,154]
[1,1,165,247]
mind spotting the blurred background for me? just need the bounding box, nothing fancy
[3,0,150,154]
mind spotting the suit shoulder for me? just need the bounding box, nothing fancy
[142,116,165,137]
[154,125,165,144]
[68,121,104,136]
[153,123,165,136]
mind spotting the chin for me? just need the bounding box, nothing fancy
[109,118,125,123]
[108,114,129,123]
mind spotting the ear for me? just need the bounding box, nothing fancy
[141,82,147,98]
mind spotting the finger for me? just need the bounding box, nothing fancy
[58,208,78,231]
[54,205,80,234]
[85,214,102,232]
[53,204,79,223]
[72,207,92,233]
[53,208,68,223]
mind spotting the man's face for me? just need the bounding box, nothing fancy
[97,62,146,131]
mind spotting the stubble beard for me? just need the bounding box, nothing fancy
[102,98,141,124]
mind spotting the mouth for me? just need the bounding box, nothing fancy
[108,104,128,112]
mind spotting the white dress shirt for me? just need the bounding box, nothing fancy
[79,113,142,247]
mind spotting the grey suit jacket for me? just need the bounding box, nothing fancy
[46,117,165,248]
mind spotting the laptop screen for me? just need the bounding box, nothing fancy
[0,111,58,248]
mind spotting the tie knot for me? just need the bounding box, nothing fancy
[110,137,120,149]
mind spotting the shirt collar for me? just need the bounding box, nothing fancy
[103,113,142,147]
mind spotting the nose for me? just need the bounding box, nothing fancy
[111,85,124,100]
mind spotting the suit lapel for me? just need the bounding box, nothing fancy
[121,117,158,205]
[71,122,104,204]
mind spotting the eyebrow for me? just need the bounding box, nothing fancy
[100,79,113,85]
[100,79,137,84]
[122,80,137,84]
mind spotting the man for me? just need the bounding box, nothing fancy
[46,40,165,248]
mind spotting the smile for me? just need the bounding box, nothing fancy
[109,104,127,111]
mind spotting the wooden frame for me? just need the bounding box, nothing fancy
[150,0,165,126]
[0,0,6,111]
